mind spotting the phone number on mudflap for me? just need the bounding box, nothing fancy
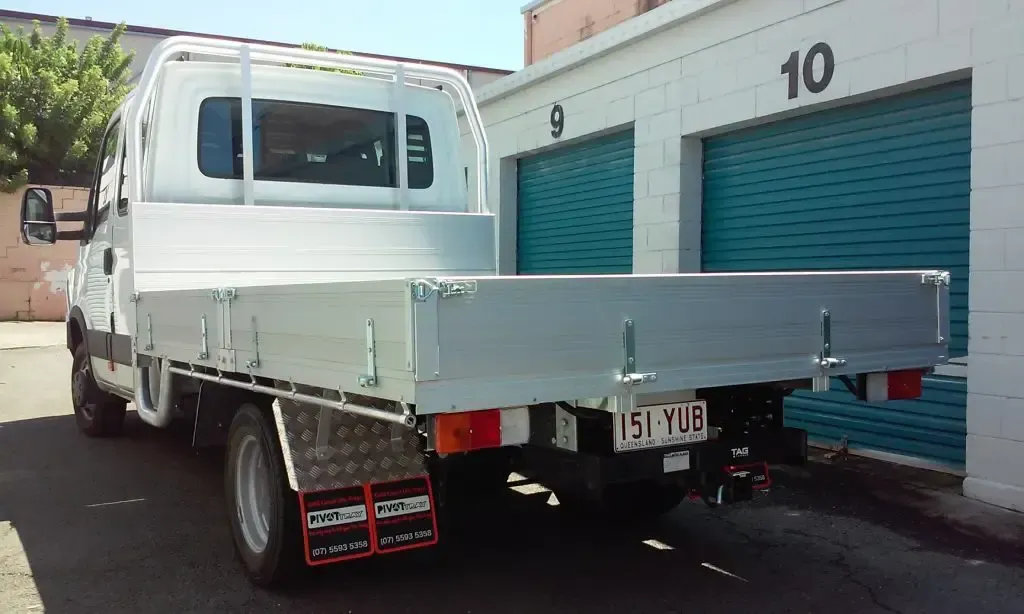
[380,529,433,546]
[312,540,369,557]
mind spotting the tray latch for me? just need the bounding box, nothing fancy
[814,309,847,392]
[622,319,658,387]
[358,318,378,387]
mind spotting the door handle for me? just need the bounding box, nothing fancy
[103,248,114,275]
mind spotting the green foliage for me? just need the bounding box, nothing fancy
[0,17,134,192]
[285,42,363,76]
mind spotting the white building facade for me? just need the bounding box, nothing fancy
[463,0,1024,512]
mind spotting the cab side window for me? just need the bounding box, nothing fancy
[84,119,123,242]
[116,145,129,216]
[96,122,122,217]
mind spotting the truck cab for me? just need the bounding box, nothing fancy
[22,48,479,408]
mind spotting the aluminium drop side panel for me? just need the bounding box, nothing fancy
[136,279,418,403]
[134,288,222,366]
[224,279,416,402]
[410,271,949,414]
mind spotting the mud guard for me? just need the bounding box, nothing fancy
[269,384,438,565]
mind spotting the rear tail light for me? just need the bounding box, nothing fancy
[861,369,924,402]
[434,407,529,454]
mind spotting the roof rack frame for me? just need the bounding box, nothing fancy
[125,35,491,213]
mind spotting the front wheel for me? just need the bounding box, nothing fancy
[225,400,303,588]
[71,343,127,437]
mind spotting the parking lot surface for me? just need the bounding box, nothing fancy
[2,332,1023,614]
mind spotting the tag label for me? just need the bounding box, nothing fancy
[299,486,374,565]
[369,476,439,554]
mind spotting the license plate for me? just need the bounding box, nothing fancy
[614,400,708,453]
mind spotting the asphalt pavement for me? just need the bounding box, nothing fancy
[1,324,1023,614]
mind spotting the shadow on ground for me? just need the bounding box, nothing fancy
[2,407,1023,614]
[1,342,1022,614]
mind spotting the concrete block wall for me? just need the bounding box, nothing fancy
[462,0,1024,512]
[0,186,86,321]
[963,0,1024,510]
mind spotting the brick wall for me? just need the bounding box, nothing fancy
[0,186,87,321]
[524,0,672,66]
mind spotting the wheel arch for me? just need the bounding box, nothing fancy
[67,307,88,354]
[192,380,276,449]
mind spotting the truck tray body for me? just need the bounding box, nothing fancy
[135,270,949,415]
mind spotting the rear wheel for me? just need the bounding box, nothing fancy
[71,343,127,437]
[225,400,303,588]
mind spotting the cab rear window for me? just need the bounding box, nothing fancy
[197,98,433,189]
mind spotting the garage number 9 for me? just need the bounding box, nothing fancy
[781,42,835,100]
[550,104,565,138]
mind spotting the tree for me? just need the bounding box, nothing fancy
[0,18,134,192]
[285,42,363,76]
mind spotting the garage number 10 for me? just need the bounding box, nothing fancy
[781,42,835,100]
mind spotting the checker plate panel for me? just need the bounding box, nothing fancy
[271,384,426,492]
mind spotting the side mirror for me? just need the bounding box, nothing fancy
[20,187,57,245]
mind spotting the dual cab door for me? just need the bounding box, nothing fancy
[74,110,134,390]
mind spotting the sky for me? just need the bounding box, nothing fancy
[8,0,528,71]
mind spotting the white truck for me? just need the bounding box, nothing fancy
[18,36,951,588]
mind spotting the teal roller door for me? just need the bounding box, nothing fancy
[701,81,971,469]
[517,130,635,274]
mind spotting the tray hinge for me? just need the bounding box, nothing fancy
[410,279,437,302]
[621,319,658,388]
[358,318,378,387]
[245,315,261,371]
[212,287,237,369]
[197,314,209,361]
[144,314,154,351]
[921,272,949,344]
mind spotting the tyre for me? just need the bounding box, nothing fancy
[225,400,303,588]
[71,342,127,437]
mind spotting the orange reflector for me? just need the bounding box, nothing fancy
[435,409,502,454]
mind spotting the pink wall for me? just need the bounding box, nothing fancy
[524,0,671,66]
[0,186,87,321]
